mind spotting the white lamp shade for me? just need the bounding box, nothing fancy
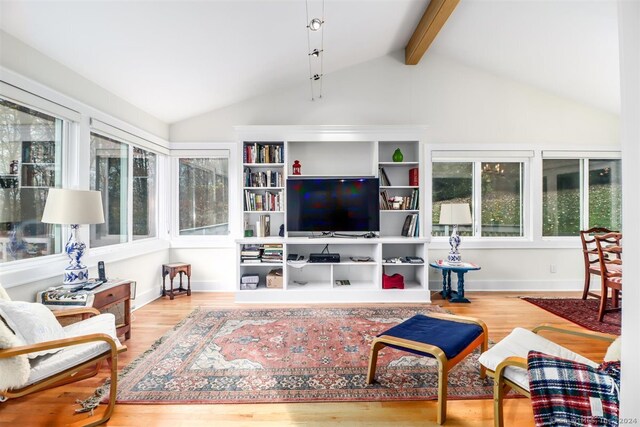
[439,203,472,225]
[41,189,105,225]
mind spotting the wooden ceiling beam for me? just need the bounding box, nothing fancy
[405,0,460,65]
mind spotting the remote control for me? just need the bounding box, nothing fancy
[83,280,105,291]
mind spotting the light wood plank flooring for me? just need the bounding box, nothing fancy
[0,291,611,426]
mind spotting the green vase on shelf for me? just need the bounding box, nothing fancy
[392,148,404,162]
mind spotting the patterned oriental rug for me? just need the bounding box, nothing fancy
[521,297,620,335]
[94,306,495,404]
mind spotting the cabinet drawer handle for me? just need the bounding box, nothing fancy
[108,293,114,297]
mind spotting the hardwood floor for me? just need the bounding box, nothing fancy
[0,291,611,426]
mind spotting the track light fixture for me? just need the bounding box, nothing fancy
[305,0,325,100]
[308,18,323,31]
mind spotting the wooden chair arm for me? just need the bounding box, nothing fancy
[52,307,101,319]
[494,356,528,379]
[532,323,617,342]
[0,333,121,360]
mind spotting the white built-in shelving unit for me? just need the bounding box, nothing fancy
[235,126,429,303]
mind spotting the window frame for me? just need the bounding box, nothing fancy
[431,155,531,241]
[541,152,622,240]
[89,130,161,248]
[170,142,238,248]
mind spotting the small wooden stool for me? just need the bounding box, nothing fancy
[162,263,191,300]
[367,313,488,425]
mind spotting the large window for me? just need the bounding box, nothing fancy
[90,133,128,248]
[0,98,63,262]
[178,158,229,235]
[543,158,621,236]
[432,160,524,238]
[133,147,157,240]
[90,133,158,247]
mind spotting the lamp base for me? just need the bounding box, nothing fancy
[64,266,89,285]
[63,224,88,285]
[447,251,462,265]
[448,224,463,265]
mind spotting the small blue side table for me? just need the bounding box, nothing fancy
[429,260,480,303]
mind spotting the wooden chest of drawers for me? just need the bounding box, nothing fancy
[92,281,132,340]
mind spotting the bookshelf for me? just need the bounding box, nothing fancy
[236,128,428,303]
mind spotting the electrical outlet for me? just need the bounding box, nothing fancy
[550,264,557,273]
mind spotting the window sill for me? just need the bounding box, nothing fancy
[428,237,581,250]
[0,238,170,289]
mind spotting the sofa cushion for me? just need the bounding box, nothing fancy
[0,319,30,392]
[27,314,121,386]
[0,300,66,359]
[0,283,10,301]
[604,336,621,362]
[478,327,598,391]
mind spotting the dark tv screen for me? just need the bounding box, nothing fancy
[286,178,380,233]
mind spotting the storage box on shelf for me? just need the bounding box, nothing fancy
[381,242,427,291]
[237,242,284,291]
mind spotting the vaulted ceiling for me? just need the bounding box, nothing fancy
[0,1,619,124]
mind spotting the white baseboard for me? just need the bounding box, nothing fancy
[189,281,234,292]
[428,279,583,292]
[131,287,162,311]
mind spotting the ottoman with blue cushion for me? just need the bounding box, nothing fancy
[366,313,488,425]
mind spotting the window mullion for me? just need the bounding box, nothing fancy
[473,161,482,237]
[128,144,134,242]
[582,159,589,229]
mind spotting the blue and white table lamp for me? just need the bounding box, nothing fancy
[439,203,472,265]
[41,189,105,285]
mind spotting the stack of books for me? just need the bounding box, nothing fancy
[241,245,262,263]
[262,244,283,263]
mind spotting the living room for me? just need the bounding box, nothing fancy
[0,1,638,426]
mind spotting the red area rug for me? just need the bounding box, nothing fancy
[95,306,494,404]
[521,297,620,335]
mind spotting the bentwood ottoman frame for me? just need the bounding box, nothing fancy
[366,312,488,425]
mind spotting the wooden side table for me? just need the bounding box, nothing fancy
[91,280,132,340]
[162,263,191,300]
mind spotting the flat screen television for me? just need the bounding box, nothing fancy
[286,178,380,233]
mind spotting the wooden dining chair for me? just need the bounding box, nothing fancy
[594,232,622,322]
[579,227,618,299]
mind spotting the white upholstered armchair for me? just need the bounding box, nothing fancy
[0,284,126,427]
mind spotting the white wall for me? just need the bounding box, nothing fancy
[169,50,619,291]
[5,249,170,309]
[1,29,172,306]
[170,51,619,145]
[618,0,640,417]
[0,30,169,140]
[170,247,236,292]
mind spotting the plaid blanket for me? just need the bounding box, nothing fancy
[527,350,620,427]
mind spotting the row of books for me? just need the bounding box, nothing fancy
[240,243,283,263]
[380,189,419,210]
[401,213,420,237]
[262,244,283,262]
[244,190,283,211]
[241,244,262,263]
[243,168,283,188]
[378,167,419,187]
[243,143,284,164]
